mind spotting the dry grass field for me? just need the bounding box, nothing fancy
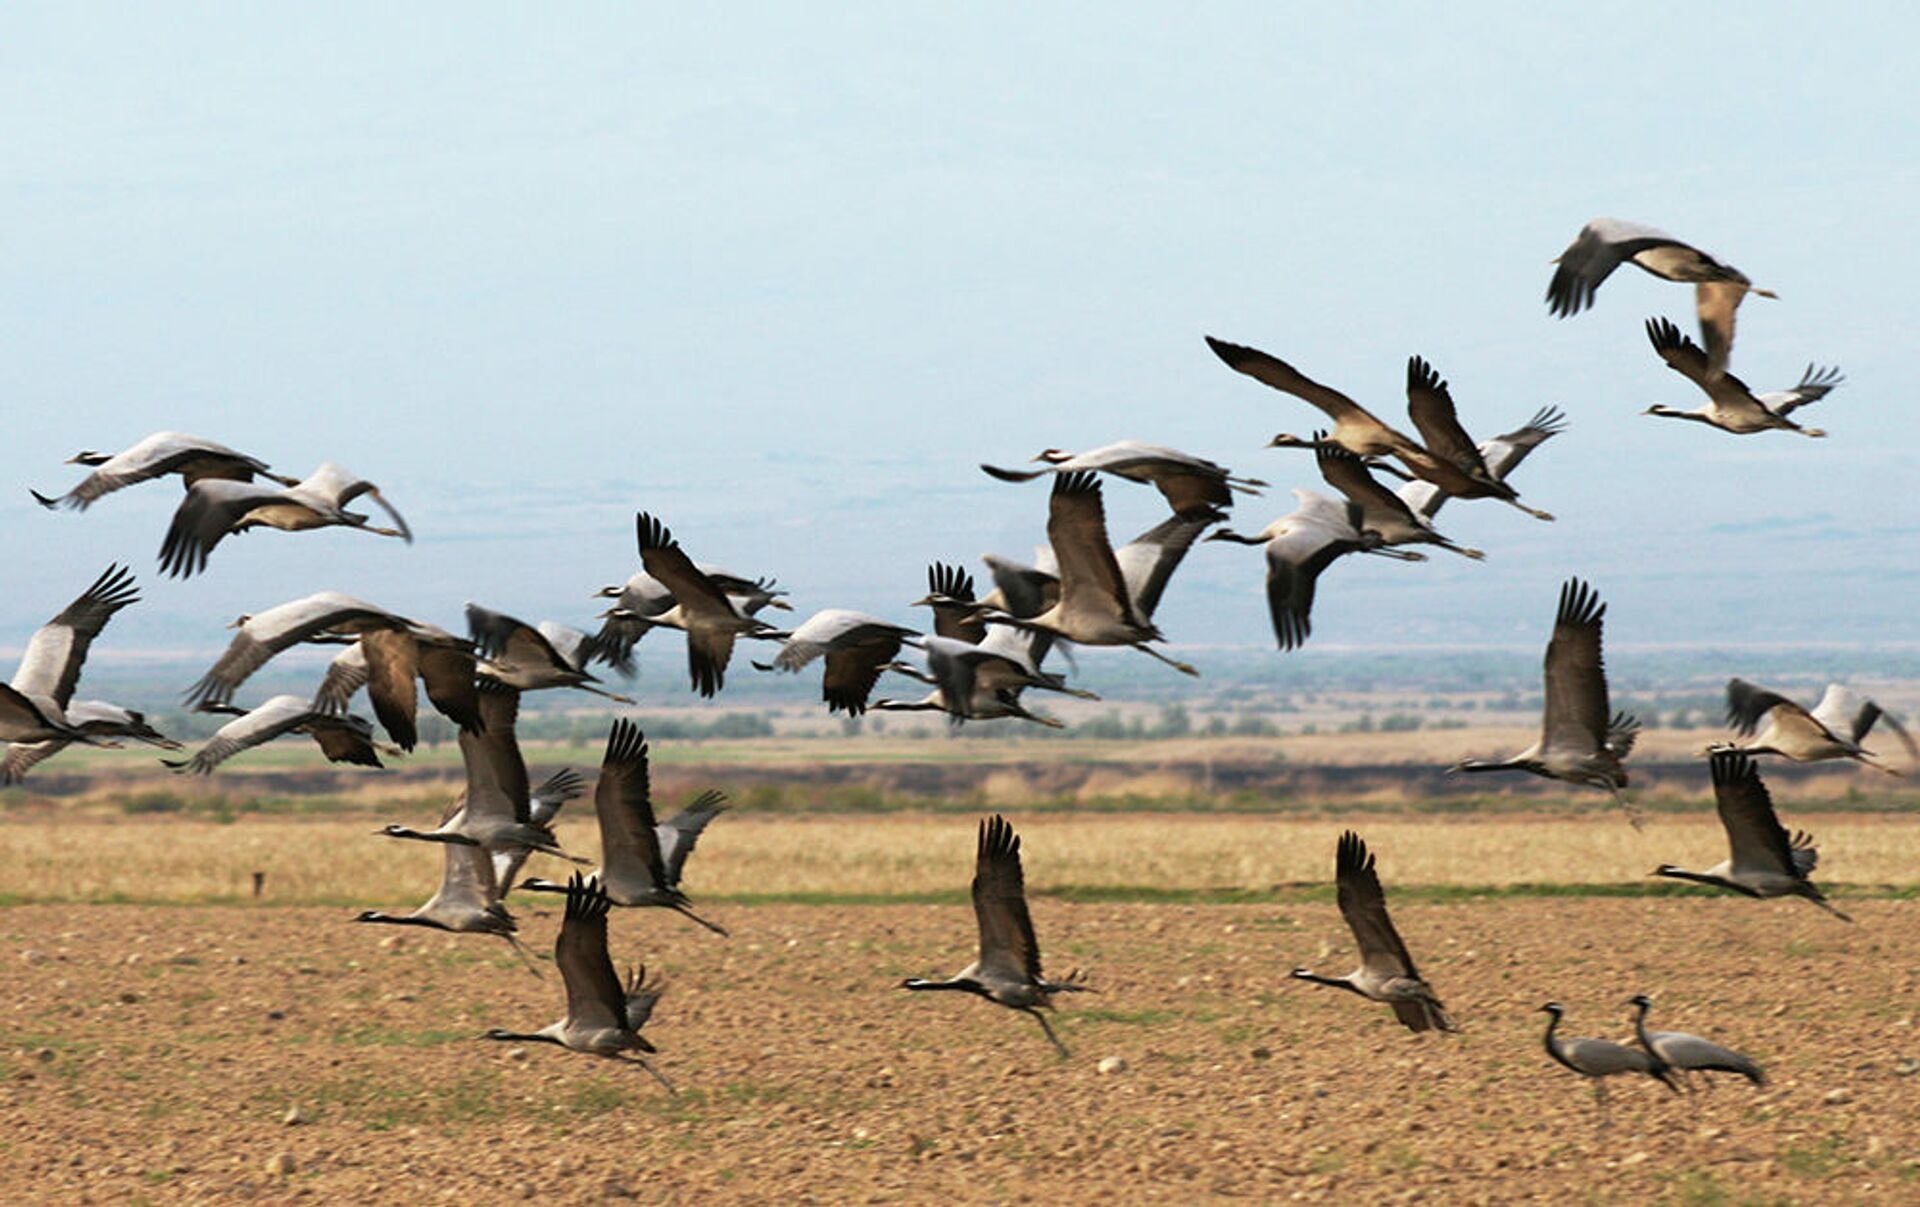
[3,810,1920,907]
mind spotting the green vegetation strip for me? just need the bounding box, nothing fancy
[6,882,1920,908]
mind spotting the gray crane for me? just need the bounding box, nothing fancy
[1653,752,1851,921]
[465,604,634,704]
[587,565,788,676]
[755,608,922,716]
[1539,1001,1678,1123]
[984,472,1214,676]
[183,591,426,711]
[311,625,483,751]
[520,720,729,935]
[354,797,537,972]
[32,431,297,511]
[1204,488,1425,651]
[157,461,411,578]
[900,814,1091,1057]
[1628,995,1766,1089]
[1314,436,1485,560]
[482,874,675,1091]
[1206,337,1552,519]
[1292,831,1455,1033]
[1644,318,1831,437]
[981,440,1265,519]
[2,701,181,784]
[909,562,992,644]
[377,686,586,863]
[1718,678,1915,774]
[1451,579,1639,814]
[1548,218,1774,379]
[1398,407,1566,521]
[165,696,397,772]
[872,631,1094,729]
[632,512,778,697]
[1,565,174,757]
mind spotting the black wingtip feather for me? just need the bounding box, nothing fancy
[635,512,676,553]
[1407,355,1444,395]
[1052,469,1100,499]
[564,872,611,924]
[605,718,649,768]
[1555,577,1603,628]
[1709,748,1758,789]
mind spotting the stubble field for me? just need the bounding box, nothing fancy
[4,809,1920,1203]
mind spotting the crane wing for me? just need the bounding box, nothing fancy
[1205,336,1372,423]
[595,719,669,892]
[1709,751,1802,879]
[1046,472,1137,627]
[12,564,139,707]
[1540,579,1612,759]
[1115,511,1216,622]
[658,790,728,886]
[972,814,1043,983]
[459,685,530,825]
[1403,357,1490,478]
[1334,831,1418,979]
[556,875,628,1033]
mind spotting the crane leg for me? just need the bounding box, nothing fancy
[1025,1008,1070,1059]
[1132,643,1199,677]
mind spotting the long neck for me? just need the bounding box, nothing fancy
[1206,530,1268,546]
[1648,406,1711,424]
[1292,970,1365,998]
[1653,867,1754,896]
[903,978,984,996]
[357,913,444,930]
[1453,757,1525,774]
[484,1028,563,1046]
[1630,1001,1653,1050]
[1541,1013,1572,1070]
[675,902,730,937]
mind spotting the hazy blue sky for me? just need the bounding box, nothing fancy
[5,4,1916,683]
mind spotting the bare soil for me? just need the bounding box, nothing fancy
[2,896,1916,1204]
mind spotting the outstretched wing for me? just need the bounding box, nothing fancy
[972,814,1043,983]
[1205,336,1376,425]
[1046,472,1137,627]
[595,719,669,892]
[1335,830,1418,979]
[556,874,627,1033]
[1403,356,1489,478]
[658,790,728,886]
[13,565,140,707]
[1540,579,1611,758]
[1709,751,1802,879]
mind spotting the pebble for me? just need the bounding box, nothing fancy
[506,1048,529,1062]
[19,950,47,967]
[1621,1152,1650,1167]
[1097,1056,1128,1075]
[1825,1088,1853,1104]
[283,1106,307,1126]
[1250,1047,1273,1060]
[267,1152,296,1177]
[1896,1059,1920,1077]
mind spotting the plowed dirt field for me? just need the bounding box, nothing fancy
[3,893,1916,1203]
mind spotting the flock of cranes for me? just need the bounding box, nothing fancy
[3,215,1902,1123]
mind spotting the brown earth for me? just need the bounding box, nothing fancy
[2,896,1915,1204]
